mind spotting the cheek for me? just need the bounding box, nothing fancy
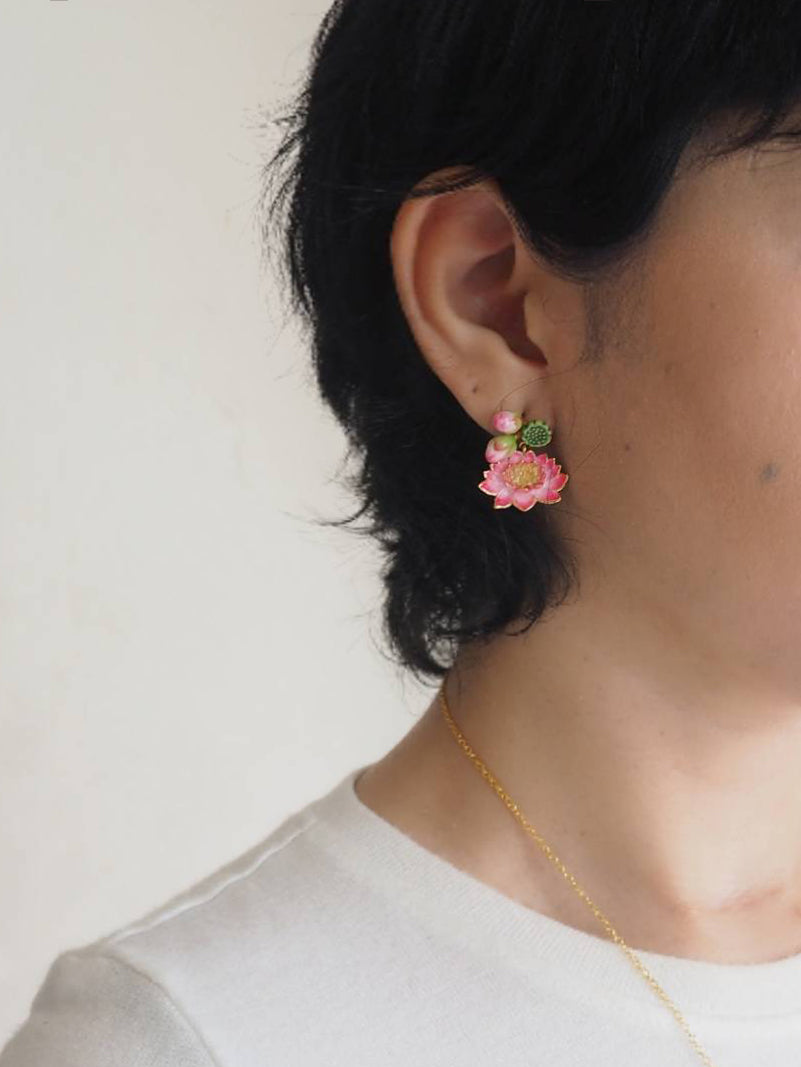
[644,252,801,540]
[570,246,801,659]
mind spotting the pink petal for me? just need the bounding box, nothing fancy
[478,469,507,494]
[540,469,568,502]
[512,487,539,511]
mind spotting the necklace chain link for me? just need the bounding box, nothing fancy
[438,682,718,1067]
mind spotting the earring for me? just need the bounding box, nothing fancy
[478,409,569,511]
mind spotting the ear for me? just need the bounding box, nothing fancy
[389,169,586,436]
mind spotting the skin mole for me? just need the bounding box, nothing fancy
[759,461,780,482]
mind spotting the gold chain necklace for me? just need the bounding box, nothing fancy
[438,681,719,1067]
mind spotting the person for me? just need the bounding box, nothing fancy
[6,1,801,1064]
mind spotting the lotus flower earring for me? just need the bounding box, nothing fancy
[478,410,569,511]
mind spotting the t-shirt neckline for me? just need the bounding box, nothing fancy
[306,762,801,1023]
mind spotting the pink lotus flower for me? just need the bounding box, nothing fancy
[478,449,568,511]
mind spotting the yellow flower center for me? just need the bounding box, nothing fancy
[504,458,543,489]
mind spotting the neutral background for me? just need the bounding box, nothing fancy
[0,0,430,1043]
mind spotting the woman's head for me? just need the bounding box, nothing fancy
[261,1,801,689]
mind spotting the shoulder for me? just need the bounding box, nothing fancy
[0,950,217,1066]
[0,773,353,1067]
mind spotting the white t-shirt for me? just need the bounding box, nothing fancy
[4,762,801,1067]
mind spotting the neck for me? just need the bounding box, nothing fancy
[408,589,801,965]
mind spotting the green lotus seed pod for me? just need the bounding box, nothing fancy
[520,420,552,448]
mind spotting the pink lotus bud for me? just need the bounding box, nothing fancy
[491,410,522,434]
[485,434,517,463]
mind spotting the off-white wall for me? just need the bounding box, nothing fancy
[0,0,429,1042]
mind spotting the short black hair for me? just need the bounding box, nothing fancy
[259,1,801,685]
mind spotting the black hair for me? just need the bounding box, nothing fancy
[258,1,801,685]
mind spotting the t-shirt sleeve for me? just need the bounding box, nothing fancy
[0,949,217,1067]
